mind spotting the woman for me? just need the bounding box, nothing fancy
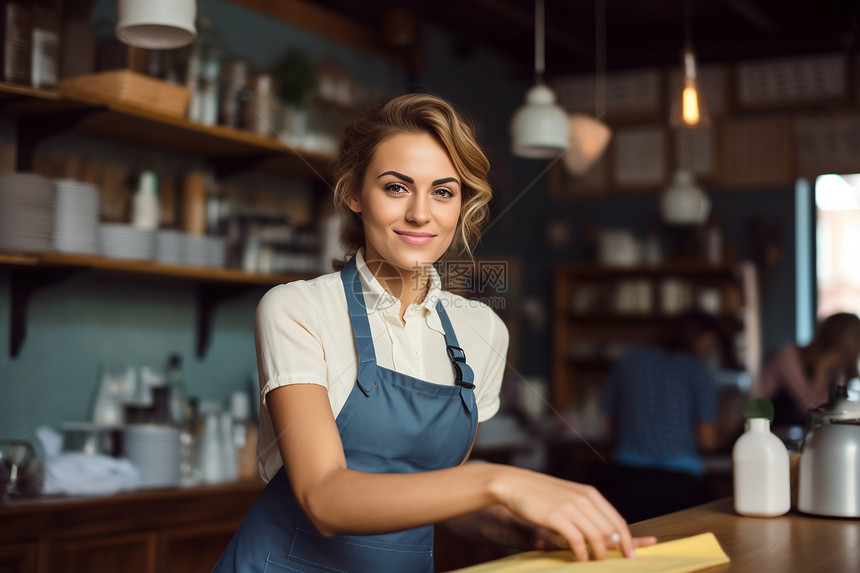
[758,312,860,425]
[214,93,654,572]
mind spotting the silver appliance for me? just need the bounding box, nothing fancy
[797,386,860,518]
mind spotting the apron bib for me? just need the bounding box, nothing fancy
[213,257,479,573]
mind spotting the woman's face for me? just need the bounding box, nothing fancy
[348,132,462,272]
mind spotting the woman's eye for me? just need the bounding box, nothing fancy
[384,183,408,194]
[433,187,454,198]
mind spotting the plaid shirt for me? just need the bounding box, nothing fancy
[599,346,718,475]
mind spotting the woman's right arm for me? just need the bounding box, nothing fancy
[267,382,651,561]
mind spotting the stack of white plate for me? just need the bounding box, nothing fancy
[0,172,54,252]
[183,235,210,268]
[123,424,181,488]
[155,230,184,265]
[99,223,155,260]
[53,179,100,255]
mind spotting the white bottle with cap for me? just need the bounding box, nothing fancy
[733,417,790,517]
[131,170,160,230]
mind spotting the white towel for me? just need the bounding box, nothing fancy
[42,452,141,496]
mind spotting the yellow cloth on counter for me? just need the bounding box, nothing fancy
[450,532,729,573]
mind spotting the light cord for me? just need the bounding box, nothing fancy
[535,0,545,82]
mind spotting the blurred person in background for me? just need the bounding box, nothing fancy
[598,311,726,522]
[756,312,860,426]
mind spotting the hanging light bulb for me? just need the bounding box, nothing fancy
[670,4,710,129]
[681,50,701,124]
[510,0,569,158]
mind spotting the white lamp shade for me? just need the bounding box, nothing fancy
[510,84,569,158]
[116,0,197,50]
[563,114,612,176]
[660,169,711,225]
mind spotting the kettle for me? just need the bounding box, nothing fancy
[797,385,860,517]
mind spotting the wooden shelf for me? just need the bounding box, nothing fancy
[0,83,60,100]
[565,312,741,324]
[555,262,739,278]
[0,251,313,359]
[0,251,308,286]
[0,81,336,179]
[29,251,308,285]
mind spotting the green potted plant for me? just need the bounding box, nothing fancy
[272,47,317,141]
[740,397,775,422]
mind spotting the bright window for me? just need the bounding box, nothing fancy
[816,174,860,319]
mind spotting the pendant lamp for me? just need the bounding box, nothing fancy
[669,2,710,129]
[510,0,568,158]
[660,169,710,225]
[116,0,197,50]
[563,0,612,176]
[563,114,612,176]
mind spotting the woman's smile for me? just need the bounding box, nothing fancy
[395,230,437,245]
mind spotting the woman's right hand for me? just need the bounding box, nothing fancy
[489,465,655,561]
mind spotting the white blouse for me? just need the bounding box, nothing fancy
[254,249,510,481]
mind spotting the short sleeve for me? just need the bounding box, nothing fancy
[255,283,328,408]
[474,308,509,423]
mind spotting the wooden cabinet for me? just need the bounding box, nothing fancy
[0,480,265,573]
[0,543,36,573]
[45,533,154,573]
[552,262,760,411]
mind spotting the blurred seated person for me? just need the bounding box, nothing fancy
[755,312,860,426]
[598,311,725,522]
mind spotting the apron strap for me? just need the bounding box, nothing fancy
[435,300,476,390]
[340,256,378,396]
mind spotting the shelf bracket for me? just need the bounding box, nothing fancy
[196,283,254,358]
[10,267,80,358]
[16,109,101,171]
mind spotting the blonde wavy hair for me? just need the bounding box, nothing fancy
[331,93,493,268]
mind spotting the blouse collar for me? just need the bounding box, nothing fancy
[354,249,445,335]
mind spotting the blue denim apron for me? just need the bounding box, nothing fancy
[213,256,479,572]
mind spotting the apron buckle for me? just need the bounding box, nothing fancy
[448,346,476,389]
[447,345,466,363]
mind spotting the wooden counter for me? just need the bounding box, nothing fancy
[629,497,860,572]
[0,479,266,573]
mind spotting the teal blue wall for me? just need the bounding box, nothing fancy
[0,271,264,440]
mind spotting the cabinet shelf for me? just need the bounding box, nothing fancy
[552,262,759,411]
[564,312,742,326]
[0,251,309,285]
[0,251,308,285]
[0,78,336,360]
[0,82,336,179]
[0,251,312,359]
[556,262,739,279]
